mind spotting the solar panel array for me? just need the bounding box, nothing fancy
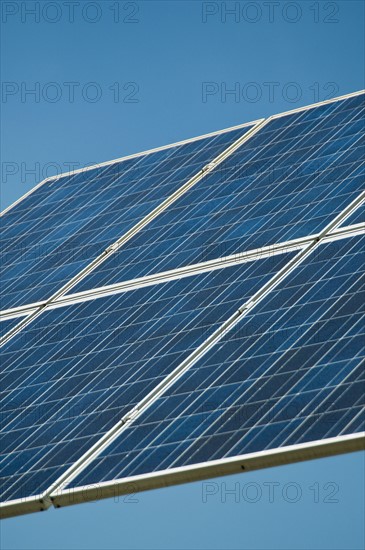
[69,93,364,292]
[0,91,364,518]
[1,125,251,311]
[72,235,363,487]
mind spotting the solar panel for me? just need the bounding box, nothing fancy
[68,93,364,293]
[0,252,293,506]
[0,124,255,312]
[0,91,364,518]
[63,234,364,492]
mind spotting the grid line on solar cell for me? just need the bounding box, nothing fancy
[60,234,365,492]
[1,122,259,312]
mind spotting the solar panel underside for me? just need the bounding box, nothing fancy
[65,234,365,488]
[0,125,253,311]
[70,93,364,293]
[0,92,364,517]
[0,253,293,502]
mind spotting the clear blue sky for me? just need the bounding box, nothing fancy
[1,1,364,549]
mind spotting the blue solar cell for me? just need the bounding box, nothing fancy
[71,93,365,293]
[0,317,22,339]
[340,203,364,227]
[0,251,293,502]
[67,234,364,487]
[0,126,251,311]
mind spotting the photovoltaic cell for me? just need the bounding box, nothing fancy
[70,93,365,293]
[67,234,364,487]
[0,318,22,339]
[0,252,293,502]
[0,126,252,311]
[340,204,364,227]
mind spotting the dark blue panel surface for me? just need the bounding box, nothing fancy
[0,126,251,311]
[68,234,364,487]
[0,252,293,502]
[340,204,364,227]
[72,93,365,293]
[0,318,22,339]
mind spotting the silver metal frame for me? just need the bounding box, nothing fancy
[268,89,364,119]
[0,494,51,519]
[50,433,365,509]
[1,434,363,518]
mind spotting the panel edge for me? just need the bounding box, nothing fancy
[50,433,365,509]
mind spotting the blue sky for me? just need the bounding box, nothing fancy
[1,1,364,549]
